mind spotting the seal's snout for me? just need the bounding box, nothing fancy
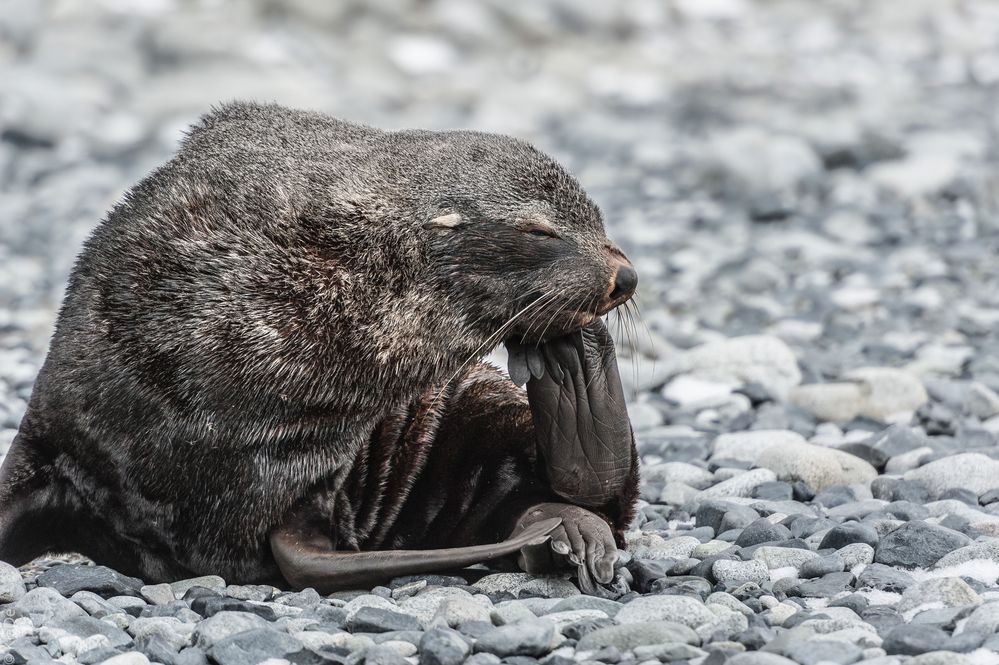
[609,262,638,302]
[597,251,638,315]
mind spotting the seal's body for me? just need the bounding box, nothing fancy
[0,103,639,591]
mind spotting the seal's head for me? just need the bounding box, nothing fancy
[414,130,638,344]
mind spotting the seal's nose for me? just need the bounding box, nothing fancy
[610,264,638,302]
[597,252,638,314]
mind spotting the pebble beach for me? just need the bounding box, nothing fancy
[2,1,999,664]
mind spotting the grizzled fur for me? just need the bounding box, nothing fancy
[0,102,638,583]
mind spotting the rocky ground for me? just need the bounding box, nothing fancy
[3,0,999,664]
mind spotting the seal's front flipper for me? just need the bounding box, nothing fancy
[526,320,635,508]
[270,516,561,593]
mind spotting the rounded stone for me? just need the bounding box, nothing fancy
[36,565,144,599]
[874,521,971,568]
[843,367,929,421]
[419,627,470,665]
[472,574,578,598]
[672,335,803,401]
[856,563,914,592]
[576,621,700,650]
[99,654,152,665]
[711,430,807,464]
[836,543,875,568]
[789,382,864,422]
[734,518,792,547]
[642,461,715,490]
[756,441,877,491]
[904,453,999,499]
[897,577,982,618]
[752,546,819,570]
[8,587,87,626]
[935,540,999,568]
[0,560,26,602]
[712,559,769,587]
[169,576,226,598]
[615,595,715,629]
[346,606,422,633]
[956,602,999,635]
[549,596,622,618]
[727,652,799,664]
[883,624,950,656]
[785,639,863,665]
[208,627,303,665]
[473,620,556,658]
[818,522,880,550]
[696,468,779,500]
[798,554,845,579]
[193,611,268,649]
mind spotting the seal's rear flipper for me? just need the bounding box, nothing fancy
[270,516,561,593]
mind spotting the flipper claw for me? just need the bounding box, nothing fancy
[526,346,545,380]
[505,341,531,387]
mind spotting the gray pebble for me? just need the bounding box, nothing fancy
[193,611,268,648]
[0,560,26,602]
[882,624,951,656]
[856,564,914,592]
[139,583,174,606]
[549,596,622,618]
[712,559,769,587]
[695,500,760,534]
[347,606,422,633]
[419,627,470,665]
[208,627,303,665]
[615,594,715,627]
[785,639,863,665]
[8,587,87,626]
[874,520,971,568]
[71,590,127,619]
[818,522,880,550]
[463,654,501,665]
[798,554,845,578]
[473,620,556,658]
[734,518,791,547]
[576,621,699,650]
[36,565,143,598]
[367,643,415,665]
[169,576,226,598]
[789,572,855,598]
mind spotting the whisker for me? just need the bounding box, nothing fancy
[429,289,563,411]
[526,287,575,344]
[627,302,640,391]
[454,289,543,336]
[632,299,654,358]
[626,300,651,392]
[521,285,578,344]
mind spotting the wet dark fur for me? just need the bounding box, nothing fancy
[0,102,638,584]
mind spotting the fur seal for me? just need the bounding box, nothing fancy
[0,102,639,592]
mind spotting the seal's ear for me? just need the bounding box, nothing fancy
[424,212,465,232]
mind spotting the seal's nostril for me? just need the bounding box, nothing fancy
[609,265,638,301]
